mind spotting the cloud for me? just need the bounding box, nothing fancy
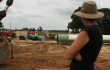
[0,0,110,30]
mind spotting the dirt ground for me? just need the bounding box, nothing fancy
[0,38,110,70]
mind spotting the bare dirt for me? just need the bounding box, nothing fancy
[0,38,110,70]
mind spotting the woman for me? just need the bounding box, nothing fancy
[66,1,104,70]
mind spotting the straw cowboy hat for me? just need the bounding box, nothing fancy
[74,1,104,19]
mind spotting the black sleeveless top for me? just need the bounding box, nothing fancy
[70,25,103,70]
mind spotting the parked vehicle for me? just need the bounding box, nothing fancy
[0,28,12,37]
[11,31,16,38]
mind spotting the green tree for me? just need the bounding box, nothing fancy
[21,27,29,31]
[29,28,33,31]
[22,27,29,31]
[97,8,110,35]
[68,7,110,35]
[67,7,84,33]
[29,28,36,31]
[37,26,43,31]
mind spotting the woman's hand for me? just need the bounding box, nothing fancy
[75,53,82,61]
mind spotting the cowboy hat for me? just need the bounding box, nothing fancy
[74,1,104,19]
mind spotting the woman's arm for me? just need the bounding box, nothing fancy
[66,31,90,60]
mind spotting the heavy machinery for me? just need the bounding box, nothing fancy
[0,28,12,37]
[0,0,14,64]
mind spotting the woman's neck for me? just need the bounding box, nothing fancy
[84,21,98,26]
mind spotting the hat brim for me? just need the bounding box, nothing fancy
[74,11,104,19]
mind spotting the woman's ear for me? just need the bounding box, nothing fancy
[81,18,84,23]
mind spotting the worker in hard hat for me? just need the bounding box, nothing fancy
[35,32,38,40]
[46,33,48,41]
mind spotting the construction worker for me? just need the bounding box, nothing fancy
[46,33,48,41]
[35,32,38,40]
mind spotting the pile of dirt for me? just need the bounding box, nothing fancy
[13,41,67,53]
[48,44,67,53]
[1,39,109,70]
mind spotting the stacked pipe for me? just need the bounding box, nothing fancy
[55,34,110,43]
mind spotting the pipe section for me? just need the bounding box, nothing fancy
[29,34,43,40]
[55,34,110,43]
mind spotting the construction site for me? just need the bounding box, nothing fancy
[0,30,110,70]
[0,0,110,70]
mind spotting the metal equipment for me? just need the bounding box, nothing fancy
[0,0,14,64]
[4,0,13,12]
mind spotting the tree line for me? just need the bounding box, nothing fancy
[0,24,43,31]
[67,7,110,35]
[20,26,43,31]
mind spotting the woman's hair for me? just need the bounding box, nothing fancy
[86,19,96,21]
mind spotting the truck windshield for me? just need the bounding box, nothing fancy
[2,28,6,31]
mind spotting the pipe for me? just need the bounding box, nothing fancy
[55,34,110,43]
[103,35,110,43]
[29,34,43,40]
[55,34,77,42]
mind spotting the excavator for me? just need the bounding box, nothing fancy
[0,0,14,64]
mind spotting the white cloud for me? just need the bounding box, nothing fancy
[0,0,110,30]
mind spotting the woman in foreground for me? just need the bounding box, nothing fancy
[66,1,104,70]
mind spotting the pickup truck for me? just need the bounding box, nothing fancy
[0,28,12,37]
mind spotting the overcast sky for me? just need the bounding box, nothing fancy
[0,0,110,30]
